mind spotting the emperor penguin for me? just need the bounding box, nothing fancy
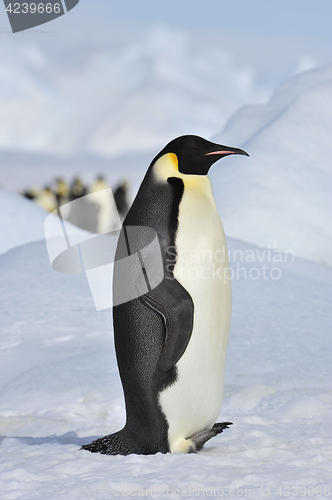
[82,135,248,455]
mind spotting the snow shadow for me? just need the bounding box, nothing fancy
[0,432,101,447]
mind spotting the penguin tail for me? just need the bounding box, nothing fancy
[212,421,233,434]
[188,422,233,451]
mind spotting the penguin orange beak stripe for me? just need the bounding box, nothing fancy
[205,149,249,156]
[205,151,237,155]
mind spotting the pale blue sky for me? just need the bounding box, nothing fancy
[1,0,332,43]
[101,0,332,42]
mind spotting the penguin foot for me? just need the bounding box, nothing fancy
[81,428,167,455]
[81,430,136,456]
[188,422,233,451]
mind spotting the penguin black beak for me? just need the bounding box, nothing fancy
[205,146,249,157]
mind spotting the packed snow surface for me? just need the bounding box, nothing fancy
[0,236,331,499]
[211,64,332,266]
[0,188,47,255]
[0,187,92,256]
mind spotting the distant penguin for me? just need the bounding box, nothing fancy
[113,180,129,219]
[82,135,248,455]
[89,174,108,194]
[34,186,58,213]
[88,175,118,233]
[22,186,40,201]
[69,176,86,201]
[54,177,69,206]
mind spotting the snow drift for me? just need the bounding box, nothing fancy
[211,64,332,266]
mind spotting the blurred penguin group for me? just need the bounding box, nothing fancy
[21,175,129,234]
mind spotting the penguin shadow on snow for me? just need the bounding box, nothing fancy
[0,432,101,447]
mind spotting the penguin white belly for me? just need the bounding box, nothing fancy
[159,175,232,453]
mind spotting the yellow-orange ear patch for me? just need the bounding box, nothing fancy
[153,153,179,181]
[168,153,179,170]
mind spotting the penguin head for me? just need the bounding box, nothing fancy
[154,135,248,176]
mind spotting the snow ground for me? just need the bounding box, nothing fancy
[0,187,94,256]
[0,187,47,255]
[0,237,331,499]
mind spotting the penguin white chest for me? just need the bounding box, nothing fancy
[159,175,232,453]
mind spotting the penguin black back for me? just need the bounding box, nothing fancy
[83,169,190,454]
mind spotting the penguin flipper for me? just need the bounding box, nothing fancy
[141,279,194,372]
